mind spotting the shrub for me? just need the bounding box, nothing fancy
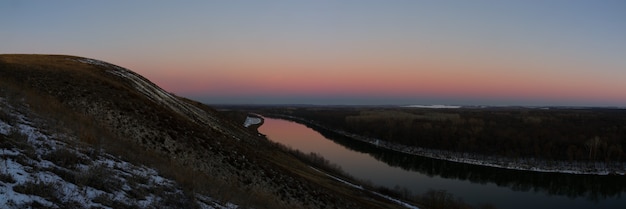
[13,181,59,202]
[7,127,28,141]
[44,147,90,169]
[0,172,16,184]
[0,110,17,125]
[6,127,37,159]
[0,135,13,149]
[48,167,76,183]
[152,190,198,209]
[76,164,122,193]
[93,193,134,209]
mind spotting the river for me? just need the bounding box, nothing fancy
[258,117,626,209]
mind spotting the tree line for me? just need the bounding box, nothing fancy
[251,106,626,162]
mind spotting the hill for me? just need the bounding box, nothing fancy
[0,54,412,209]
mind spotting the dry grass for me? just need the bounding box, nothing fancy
[44,147,91,169]
[0,109,17,126]
[0,172,16,184]
[13,181,59,202]
[0,54,420,209]
[79,164,124,193]
[92,194,134,209]
[4,127,39,161]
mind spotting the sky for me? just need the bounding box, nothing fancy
[2,0,625,106]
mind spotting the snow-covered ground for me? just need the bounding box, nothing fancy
[0,96,237,209]
[243,116,262,128]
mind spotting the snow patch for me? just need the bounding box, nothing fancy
[0,120,10,135]
[243,116,262,128]
[1,95,237,209]
[71,57,221,128]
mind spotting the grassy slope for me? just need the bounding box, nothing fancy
[0,54,409,209]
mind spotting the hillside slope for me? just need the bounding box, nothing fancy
[0,54,410,209]
[1,97,232,208]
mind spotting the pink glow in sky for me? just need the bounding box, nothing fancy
[2,1,625,106]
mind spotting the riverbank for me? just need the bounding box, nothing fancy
[264,114,625,175]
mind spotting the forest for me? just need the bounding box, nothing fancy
[223,106,626,163]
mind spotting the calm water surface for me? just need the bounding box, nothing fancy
[259,118,625,209]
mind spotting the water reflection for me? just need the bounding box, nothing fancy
[260,117,626,209]
[309,123,626,201]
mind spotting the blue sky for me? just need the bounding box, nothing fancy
[2,0,625,106]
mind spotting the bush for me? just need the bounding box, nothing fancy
[44,147,90,169]
[76,164,122,193]
[0,172,16,184]
[48,167,76,183]
[93,193,134,209]
[5,127,37,159]
[13,181,59,202]
[7,127,28,141]
[0,110,17,125]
